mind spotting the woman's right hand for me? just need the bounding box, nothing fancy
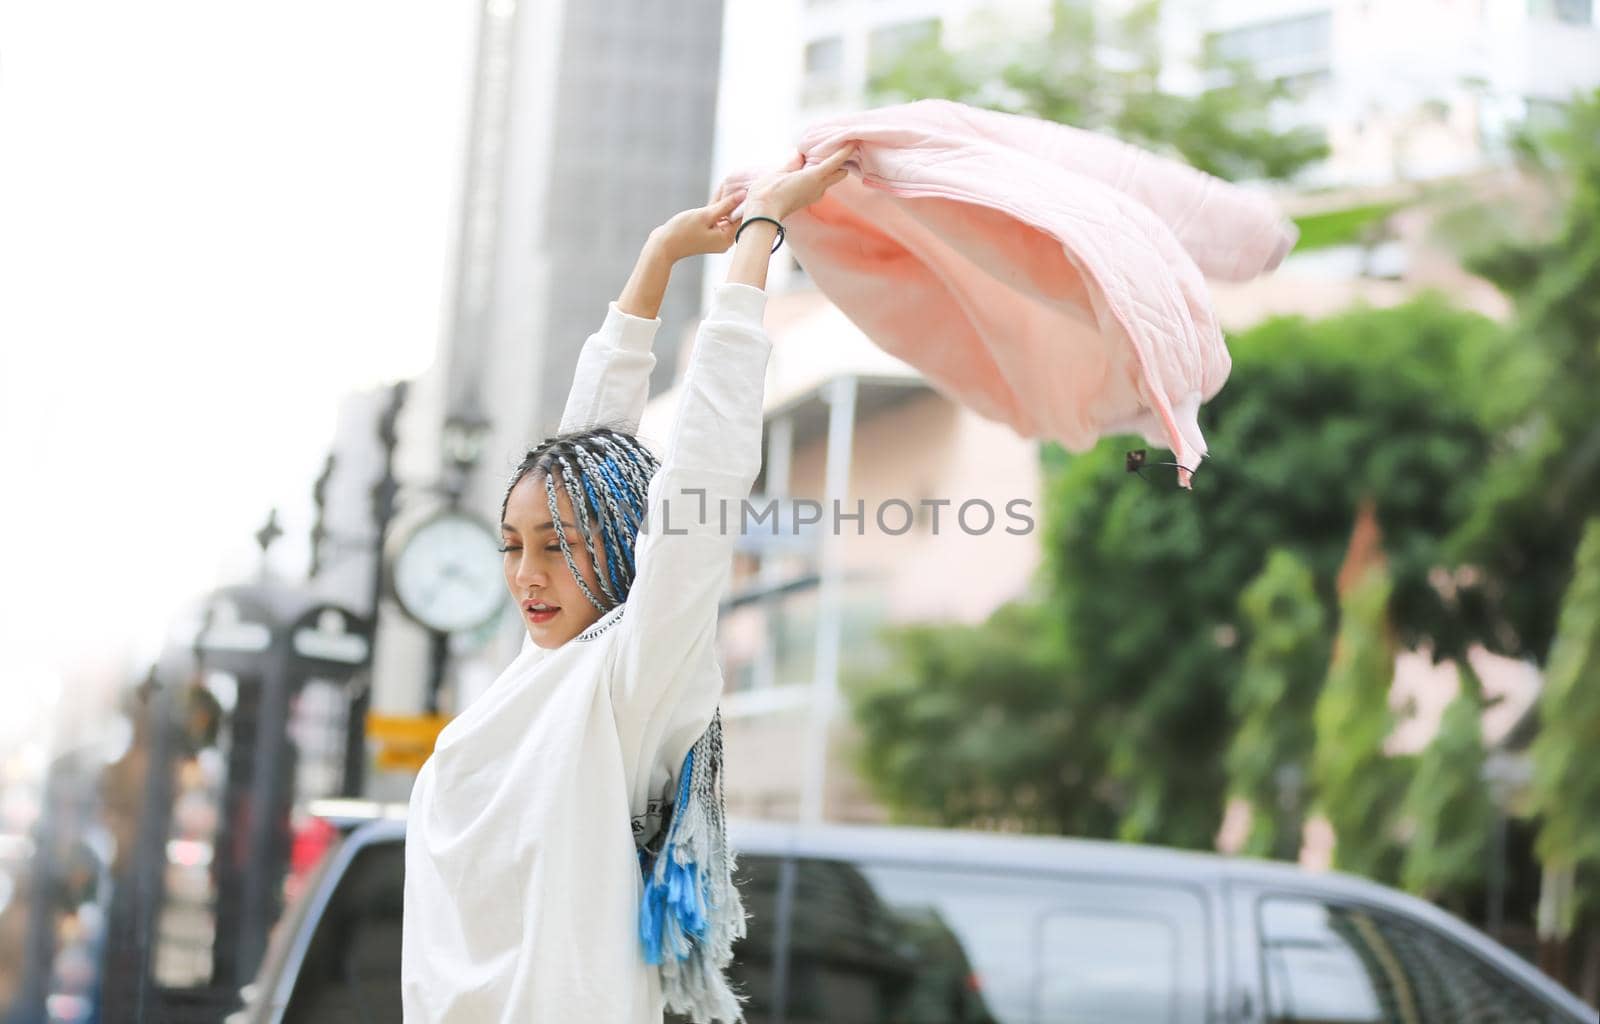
[741,145,855,222]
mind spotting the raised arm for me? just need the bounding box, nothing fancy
[556,299,659,435]
[557,191,748,434]
[609,146,855,782]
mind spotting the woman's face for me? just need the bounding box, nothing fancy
[500,471,609,648]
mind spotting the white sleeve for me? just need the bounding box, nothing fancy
[558,302,661,434]
[609,283,771,791]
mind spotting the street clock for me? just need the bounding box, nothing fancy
[389,511,506,633]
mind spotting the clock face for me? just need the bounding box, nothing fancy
[391,513,506,633]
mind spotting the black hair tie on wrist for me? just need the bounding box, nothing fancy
[736,215,785,254]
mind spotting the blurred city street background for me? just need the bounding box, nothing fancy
[1,0,1598,1021]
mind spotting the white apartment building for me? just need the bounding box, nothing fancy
[1163,0,1600,187]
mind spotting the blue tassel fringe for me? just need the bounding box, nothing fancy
[637,719,746,1022]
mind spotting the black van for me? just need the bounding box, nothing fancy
[229,817,1592,1023]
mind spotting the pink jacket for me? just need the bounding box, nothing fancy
[720,100,1297,487]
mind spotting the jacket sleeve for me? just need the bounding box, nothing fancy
[558,302,661,434]
[609,283,771,792]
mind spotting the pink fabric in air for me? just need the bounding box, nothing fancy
[719,100,1297,488]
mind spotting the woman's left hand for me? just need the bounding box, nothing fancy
[649,190,749,261]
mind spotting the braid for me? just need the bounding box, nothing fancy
[554,451,620,608]
[600,433,661,577]
[502,426,662,613]
[576,466,629,601]
[596,434,656,509]
[542,467,609,613]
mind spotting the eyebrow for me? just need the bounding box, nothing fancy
[500,520,572,534]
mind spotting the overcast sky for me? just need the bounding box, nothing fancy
[0,3,478,748]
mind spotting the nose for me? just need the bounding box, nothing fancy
[512,555,550,592]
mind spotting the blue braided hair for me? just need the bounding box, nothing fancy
[500,426,661,614]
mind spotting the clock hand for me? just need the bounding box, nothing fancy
[421,575,449,611]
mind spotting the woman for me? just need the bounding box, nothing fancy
[401,145,854,1023]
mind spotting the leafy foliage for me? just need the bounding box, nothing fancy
[1313,565,1407,884]
[1529,518,1600,932]
[1450,90,1600,662]
[1400,659,1494,905]
[1040,298,1507,848]
[868,0,1328,183]
[1227,549,1328,859]
[848,298,1508,847]
[846,600,1118,837]
[1292,201,1405,253]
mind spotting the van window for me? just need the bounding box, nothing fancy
[1258,898,1564,1023]
[282,840,405,1022]
[780,858,1209,1023]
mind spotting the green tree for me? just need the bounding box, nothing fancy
[1529,518,1600,952]
[1313,562,1407,884]
[846,600,1117,836]
[1040,298,1508,848]
[1400,658,1494,908]
[848,299,1510,847]
[869,0,1328,183]
[1227,549,1328,860]
[1451,90,1600,663]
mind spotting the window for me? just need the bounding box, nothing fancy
[1036,910,1182,1021]
[1259,898,1565,1023]
[868,18,940,75]
[283,840,405,1022]
[803,36,846,106]
[780,859,1209,1022]
[1529,0,1593,24]
[772,587,819,689]
[1208,11,1332,73]
[804,36,845,74]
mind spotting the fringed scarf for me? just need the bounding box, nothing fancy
[635,711,746,1022]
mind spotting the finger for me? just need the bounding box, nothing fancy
[813,144,855,175]
[783,150,805,172]
[708,190,745,219]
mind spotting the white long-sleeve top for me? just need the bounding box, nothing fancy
[401,283,772,1023]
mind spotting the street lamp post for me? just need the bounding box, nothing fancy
[333,394,495,786]
[341,381,408,798]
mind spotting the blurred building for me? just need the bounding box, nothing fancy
[689,0,1061,822]
[306,0,729,765]
[1160,0,1600,187]
[711,0,1600,206]
[639,293,1045,822]
[432,0,727,703]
